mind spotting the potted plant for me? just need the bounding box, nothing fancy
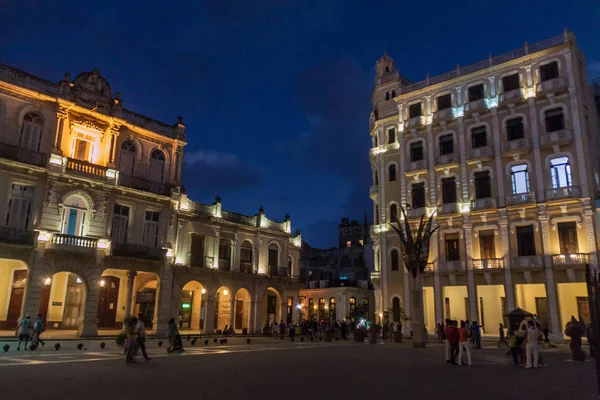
[368,324,381,344]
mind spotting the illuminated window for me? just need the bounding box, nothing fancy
[359,239,364,246]
[550,157,572,188]
[119,141,136,175]
[150,149,165,183]
[20,113,43,152]
[62,196,88,237]
[511,165,530,194]
[346,241,351,248]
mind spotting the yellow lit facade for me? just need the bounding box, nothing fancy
[0,65,302,336]
[369,31,600,338]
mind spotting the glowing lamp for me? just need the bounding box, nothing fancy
[165,248,174,257]
[296,304,302,310]
[175,257,184,265]
[37,231,50,242]
[76,277,82,284]
[223,289,229,296]
[201,288,206,294]
[49,154,63,166]
[379,313,383,318]
[97,239,110,249]
[99,279,106,288]
[44,278,52,286]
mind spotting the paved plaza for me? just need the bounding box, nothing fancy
[0,336,597,400]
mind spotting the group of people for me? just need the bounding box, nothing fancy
[506,320,545,368]
[265,319,353,341]
[441,319,474,366]
[437,319,482,349]
[123,313,153,363]
[14,314,46,351]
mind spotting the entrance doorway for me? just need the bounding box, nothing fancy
[577,297,591,325]
[7,270,27,329]
[62,275,84,329]
[97,276,120,328]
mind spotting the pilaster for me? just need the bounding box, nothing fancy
[528,98,545,202]
[538,206,561,334]
[499,210,515,310]
[457,116,468,203]
[464,219,478,321]
[491,108,505,207]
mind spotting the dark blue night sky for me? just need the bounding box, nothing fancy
[1,1,599,247]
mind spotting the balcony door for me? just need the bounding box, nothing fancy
[445,234,460,261]
[478,230,496,259]
[557,222,578,254]
[61,197,87,237]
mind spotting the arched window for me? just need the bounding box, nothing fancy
[308,298,315,319]
[20,112,43,152]
[61,196,88,237]
[391,249,400,271]
[391,89,396,98]
[390,204,398,223]
[385,66,390,73]
[388,164,396,182]
[511,164,530,194]
[119,141,136,175]
[268,243,279,276]
[318,297,326,319]
[240,240,253,274]
[388,128,396,144]
[392,297,401,322]
[385,92,390,101]
[150,149,165,183]
[550,157,572,188]
[329,297,336,320]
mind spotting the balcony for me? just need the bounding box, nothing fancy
[552,253,590,268]
[470,197,497,211]
[499,88,526,104]
[277,267,290,278]
[437,202,459,215]
[473,258,504,270]
[440,260,465,273]
[512,255,544,269]
[239,262,253,274]
[467,146,493,164]
[546,186,581,201]
[502,138,531,157]
[407,207,428,219]
[406,115,426,130]
[0,142,47,168]
[407,159,428,173]
[506,192,536,206]
[536,77,568,95]
[118,174,172,196]
[0,227,36,247]
[219,259,231,272]
[111,244,166,262]
[540,130,573,148]
[435,153,460,168]
[434,107,457,122]
[65,158,108,180]
[370,271,381,280]
[189,255,214,268]
[369,184,379,200]
[50,233,98,250]
[464,98,489,113]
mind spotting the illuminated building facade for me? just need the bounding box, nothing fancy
[0,65,301,336]
[369,30,600,337]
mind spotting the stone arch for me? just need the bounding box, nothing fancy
[233,287,252,332]
[391,296,402,322]
[60,189,95,212]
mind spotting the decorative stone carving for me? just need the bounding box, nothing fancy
[70,69,113,112]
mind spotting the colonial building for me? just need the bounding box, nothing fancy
[369,30,600,338]
[298,217,375,323]
[0,64,302,336]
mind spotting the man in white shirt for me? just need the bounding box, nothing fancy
[525,320,540,368]
[136,313,151,361]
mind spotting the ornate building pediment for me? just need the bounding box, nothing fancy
[70,69,113,112]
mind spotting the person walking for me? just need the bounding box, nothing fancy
[525,320,540,368]
[15,314,32,351]
[443,319,452,362]
[166,317,179,353]
[136,313,151,361]
[498,323,506,348]
[458,321,472,366]
[125,317,139,363]
[445,320,459,364]
[32,314,46,349]
[279,320,286,339]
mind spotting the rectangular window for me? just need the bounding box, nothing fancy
[478,230,496,259]
[516,225,536,256]
[410,141,424,162]
[441,177,457,204]
[545,108,565,133]
[506,118,524,141]
[411,183,426,208]
[540,62,559,82]
[409,103,422,118]
[445,233,460,261]
[444,297,450,319]
[143,211,160,248]
[20,123,42,152]
[437,94,452,111]
[471,126,487,148]
[550,157,572,188]
[557,222,578,254]
[189,234,206,267]
[111,204,130,245]
[511,165,530,194]
[6,184,34,230]
[73,139,93,162]
[439,134,454,155]
[502,74,520,92]
[388,128,396,144]
[468,84,484,102]
[474,171,492,199]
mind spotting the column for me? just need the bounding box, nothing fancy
[249,301,257,334]
[53,109,67,151]
[212,230,220,269]
[229,297,236,329]
[528,98,545,202]
[124,270,137,319]
[78,273,100,338]
[432,230,443,324]
[22,252,43,320]
[155,265,173,336]
[457,117,468,203]
[232,234,240,272]
[583,203,599,269]
[499,210,515,310]
[464,221,478,322]
[205,297,215,334]
[253,300,263,333]
[491,108,505,207]
[538,207,561,336]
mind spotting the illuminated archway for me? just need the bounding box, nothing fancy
[43,271,87,330]
[180,280,205,331]
[214,286,232,333]
[260,287,282,329]
[233,288,251,332]
[0,259,29,329]
[132,272,160,329]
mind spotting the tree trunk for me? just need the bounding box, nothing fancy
[409,271,426,348]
